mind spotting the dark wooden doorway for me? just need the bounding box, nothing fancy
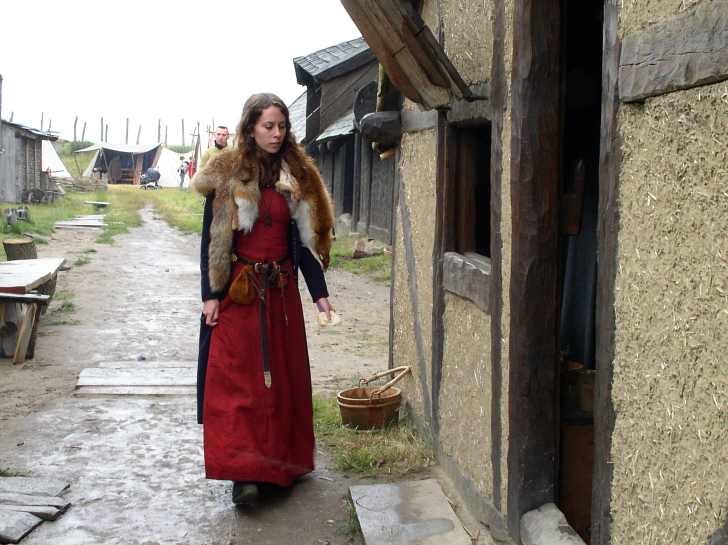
[507,0,606,542]
[556,1,604,542]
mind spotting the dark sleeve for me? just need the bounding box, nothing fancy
[200,194,223,301]
[299,247,329,302]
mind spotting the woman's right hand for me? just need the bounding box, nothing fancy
[202,299,220,327]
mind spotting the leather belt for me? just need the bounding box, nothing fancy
[232,254,290,388]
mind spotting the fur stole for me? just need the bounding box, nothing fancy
[190,147,334,293]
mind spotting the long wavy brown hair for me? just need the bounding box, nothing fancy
[232,93,311,186]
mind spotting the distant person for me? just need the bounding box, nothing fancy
[178,156,189,188]
[199,126,229,170]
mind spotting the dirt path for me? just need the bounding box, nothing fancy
[0,206,390,545]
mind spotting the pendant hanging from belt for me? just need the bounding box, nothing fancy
[251,262,280,389]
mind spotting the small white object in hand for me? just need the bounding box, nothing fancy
[318,311,342,326]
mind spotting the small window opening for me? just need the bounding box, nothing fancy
[449,124,491,257]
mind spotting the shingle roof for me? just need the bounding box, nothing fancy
[293,37,374,86]
[1,120,57,141]
[288,90,307,143]
[315,110,355,142]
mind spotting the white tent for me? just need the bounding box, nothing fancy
[156,147,193,187]
[42,140,72,179]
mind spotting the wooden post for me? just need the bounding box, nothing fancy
[105,124,109,142]
[40,112,44,131]
[157,119,161,143]
[165,125,168,146]
[3,238,37,260]
[100,117,104,141]
[181,119,185,146]
[136,125,141,144]
[81,121,87,142]
[125,118,129,144]
[73,116,78,141]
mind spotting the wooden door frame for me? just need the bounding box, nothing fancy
[506,0,618,542]
[506,0,562,537]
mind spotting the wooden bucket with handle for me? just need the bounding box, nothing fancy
[336,366,411,430]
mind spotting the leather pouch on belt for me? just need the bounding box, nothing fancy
[228,264,256,305]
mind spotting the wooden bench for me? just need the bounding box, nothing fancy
[0,258,64,364]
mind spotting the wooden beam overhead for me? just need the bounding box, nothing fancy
[619,2,728,102]
[340,0,480,109]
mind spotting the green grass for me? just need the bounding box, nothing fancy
[313,396,433,478]
[50,301,76,315]
[339,495,364,542]
[73,255,92,267]
[143,188,205,233]
[93,186,148,244]
[329,235,391,283]
[0,468,30,477]
[0,191,102,260]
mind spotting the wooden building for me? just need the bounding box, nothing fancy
[292,38,397,243]
[0,119,58,203]
[342,1,728,544]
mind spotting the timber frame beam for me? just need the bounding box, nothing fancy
[619,1,728,102]
[507,0,562,539]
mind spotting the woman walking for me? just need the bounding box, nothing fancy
[192,93,334,505]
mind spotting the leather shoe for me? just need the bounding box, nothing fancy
[232,481,258,506]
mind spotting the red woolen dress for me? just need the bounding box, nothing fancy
[203,188,314,485]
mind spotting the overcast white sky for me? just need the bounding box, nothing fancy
[0,0,360,144]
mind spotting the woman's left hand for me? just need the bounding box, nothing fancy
[315,297,334,321]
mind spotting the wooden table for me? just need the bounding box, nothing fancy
[0,258,64,363]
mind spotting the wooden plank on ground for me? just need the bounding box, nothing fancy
[76,367,196,387]
[0,477,69,497]
[54,221,104,229]
[0,492,70,509]
[0,505,62,522]
[74,385,196,396]
[0,510,42,544]
[97,360,197,369]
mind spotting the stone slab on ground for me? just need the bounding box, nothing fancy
[0,478,69,498]
[76,367,196,387]
[350,478,471,545]
[0,510,42,543]
[520,503,586,545]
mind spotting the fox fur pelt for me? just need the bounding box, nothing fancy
[190,146,334,293]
